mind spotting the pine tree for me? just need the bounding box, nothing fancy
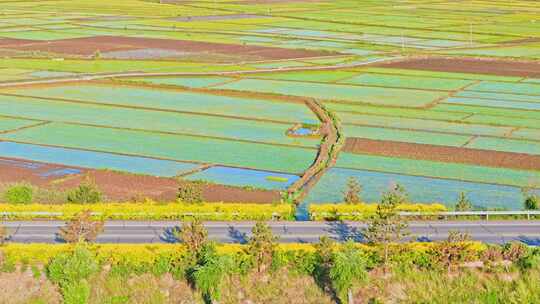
[343,177,362,204]
[246,222,277,273]
[363,188,409,265]
[455,192,472,211]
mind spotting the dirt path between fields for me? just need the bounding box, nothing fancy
[286,100,343,202]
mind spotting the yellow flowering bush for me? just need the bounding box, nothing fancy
[309,203,447,221]
[0,202,294,221]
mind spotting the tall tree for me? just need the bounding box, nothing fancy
[246,221,278,273]
[177,218,208,256]
[343,177,362,204]
[363,187,409,265]
[59,210,104,243]
[455,192,472,211]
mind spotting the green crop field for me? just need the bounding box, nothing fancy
[0,0,539,210]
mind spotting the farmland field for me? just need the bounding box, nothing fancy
[0,0,538,210]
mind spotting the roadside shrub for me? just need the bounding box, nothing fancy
[3,183,33,204]
[502,242,529,262]
[62,281,91,304]
[177,182,203,204]
[524,194,539,210]
[343,177,362,204]
[47,244,99,304]
[67,182,102,204]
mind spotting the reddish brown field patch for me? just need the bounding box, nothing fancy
[0,38,35,47]
[343,137,540,171]
[376,56,540,77]
[0,157,279,203]
[5,35,332,60]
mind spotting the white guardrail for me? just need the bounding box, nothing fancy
[400,211,540,220]
[312,211,540,221]
[2,211,540,221]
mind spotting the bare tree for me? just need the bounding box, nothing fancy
[176,218,208,256]
[59,210,104,243]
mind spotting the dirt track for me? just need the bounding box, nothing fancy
[376,56,540,77]
[343,137,540,171]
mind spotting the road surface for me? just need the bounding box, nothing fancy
[1,221,539,245]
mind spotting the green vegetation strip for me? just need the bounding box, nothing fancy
[217,78,446,108]
[0,117,42,133]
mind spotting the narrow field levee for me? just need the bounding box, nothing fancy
[287,99,343,202]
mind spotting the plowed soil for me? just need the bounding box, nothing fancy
[0,157,280,203]
[343,137,540,171]
[0,38,35,47]
[376,56,540,77]
[6,35,331,59]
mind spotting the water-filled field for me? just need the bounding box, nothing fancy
[0,0,539,210]
[304,167,540,210]
[0,141,199,177]
[185,166,300,190]
[0,123,316,174]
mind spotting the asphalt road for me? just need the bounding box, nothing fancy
[2,221,540,245]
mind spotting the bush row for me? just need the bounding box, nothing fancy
[0,202,294,221]
[309,203,447,221]
[1,242,486,271]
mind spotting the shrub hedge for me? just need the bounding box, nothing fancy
[1,242,485,266]
[309,203,447,221]
[0,202,294,221]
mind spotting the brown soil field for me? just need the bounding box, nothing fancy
[343,137,540,171]
[8,39,143,56]
[376,56,540,77]
[5,35,331,60]
[0,157,279,203]
[0,38,35,47]
[0,157,82,187]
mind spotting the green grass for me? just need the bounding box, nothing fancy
[466,137,540,156]
[217,78,447,107]
[340,113,514,138]
[249,70,358,82]
[0,117,40,132]
[338,73,474,91]
[343,125,472,147]
[0,59,252,74]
